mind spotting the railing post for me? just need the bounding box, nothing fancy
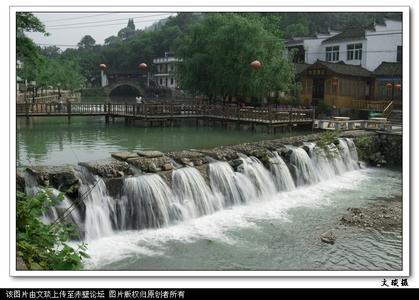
[67,101,71,120]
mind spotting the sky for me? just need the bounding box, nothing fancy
[26,12,177,50]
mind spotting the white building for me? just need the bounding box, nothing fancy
[152,52,180,89]
[287,19,402,71]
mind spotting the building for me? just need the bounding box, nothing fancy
[287,19,402,71]
[296,60,373,108]
[373,62,402,108]
[152,52,180,89]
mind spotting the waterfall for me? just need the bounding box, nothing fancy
[270,152,295,191]
[209,161,257,206]
[120,174,183,230]
[289,147,320,186]
[80,168,116,241]
[20,138,362,241]
[345,138,359,162]
[338,138,359,171]
[172,167,223,218]
[237,154,277,198]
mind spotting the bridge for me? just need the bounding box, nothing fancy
[103,74,146,97]
[16,102,315,131]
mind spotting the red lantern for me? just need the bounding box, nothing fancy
[250,60,262,71]
[394,83,401,89]
[331,78,338,86]
[385,82,393,88]
[138,63,148,71]
[99,63,107,70]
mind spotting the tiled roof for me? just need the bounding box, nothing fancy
[322,28,365,44]
[294,63,310,74]
[308,60,373,77]
[373,62,402,76]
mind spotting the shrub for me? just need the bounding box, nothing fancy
[16,189,89,270]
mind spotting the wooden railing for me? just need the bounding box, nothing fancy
[16,102,314,124]
[382,101,394,119]
[351,100,390,111]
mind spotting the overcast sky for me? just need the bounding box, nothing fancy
[26,12,177,50]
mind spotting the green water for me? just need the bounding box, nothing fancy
[16,116,309,166]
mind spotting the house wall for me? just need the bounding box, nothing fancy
[365,20,402,71]
[320,39,368,67]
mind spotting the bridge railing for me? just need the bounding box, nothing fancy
[17,102,315,124]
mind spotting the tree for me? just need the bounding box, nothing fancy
[40,45,62,58]
[175,13,294,103]
[16,12,48,80]
[77,35,96,49]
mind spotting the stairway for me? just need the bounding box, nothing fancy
[388,109,402,125]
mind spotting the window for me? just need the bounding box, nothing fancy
[397,46,402,62]
[326,46,339,61]
[347,43,362,60]
[160,78,163,85]
[170,77,174,85]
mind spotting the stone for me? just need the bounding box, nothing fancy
[16,171,25,193]
[26,165,81,197]
[320,230,336,245]
[127,156,171,173]
[16,257,28,270]
[162,163,173,171]
[79,160,132,178]
[111,151,138,161]
[137,150,164,158]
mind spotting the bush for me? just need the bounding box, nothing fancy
[16,189,89,270]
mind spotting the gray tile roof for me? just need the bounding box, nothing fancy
[322,28,365,44]
[308,60,373,77]
[373,62,402,76]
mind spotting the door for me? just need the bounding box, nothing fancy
[312,78,325,101]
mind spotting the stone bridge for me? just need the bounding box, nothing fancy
[103,73,146,97]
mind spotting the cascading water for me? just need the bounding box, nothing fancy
[79,167,116,241]
[209,161,257,206]
[172,167,223,218]
[270,152,296,191]
[120,174,183,230]
[289,147,320,186]
[22,138,362,242]
[338,138,359,171]
[238,154,277,198]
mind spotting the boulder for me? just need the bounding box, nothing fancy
[26,165,81,197]
[137,150,164,158]
[320,230,336,245]
[198,147,238,161]
[16,171,25,193]
[79,160,132,178]
[111,152,138,161]
[127,156,172,173]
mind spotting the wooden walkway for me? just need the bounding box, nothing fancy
[16,102,314,126]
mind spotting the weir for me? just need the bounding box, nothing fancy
[25,138,361,241]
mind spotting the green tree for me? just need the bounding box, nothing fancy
[16,12,48,81]
[77,35,96,49]
[175,13,294,102]
[16,190,89,270]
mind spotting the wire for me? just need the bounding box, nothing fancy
[41,13,115,23]
[45,13,174,28]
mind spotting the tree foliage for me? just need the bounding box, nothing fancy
[16,190,89,270]
[175,13,294,101]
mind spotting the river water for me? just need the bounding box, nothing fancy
[82,167,401,271]
[17,117,403,271]
[16,116,308,167]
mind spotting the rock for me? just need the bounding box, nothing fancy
[162,163,173,171]
[320,230,336,245]
[79,160,132,178]
[16,257,28,270]
[198,148,238,161]
[26,165,81,197]
[229,158,243,170]
[127,156,171,173]
[168,150,207,166]
[111,151,138,161]
[16,171,25,193]
[137,150,164,158]
[180,158,194,167]
[103,177,125,198]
